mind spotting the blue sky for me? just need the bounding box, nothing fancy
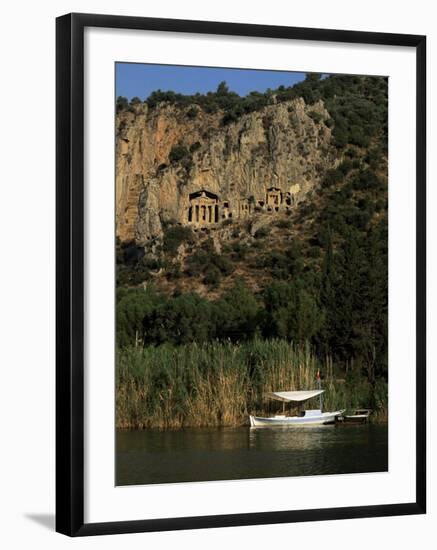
[116,63,307,100]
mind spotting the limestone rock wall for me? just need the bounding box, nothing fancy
[116,98,336,244]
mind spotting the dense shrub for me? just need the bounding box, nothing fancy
[189,141,201,153]
[116,95,128,113]
[163,225,194,255]
[186,106,198,119]
[169,144,190,164]
[351,169,381,191]
[337,159,354,175]
[274,219,292,229]
[185,240,234,279]
[203,265,221,286]
[321,167,343,188]
[254,226,270,239]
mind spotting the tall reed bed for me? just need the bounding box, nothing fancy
[116,340,387,429]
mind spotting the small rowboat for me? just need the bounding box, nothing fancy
[249,390,345,427]
[342,409,372,423]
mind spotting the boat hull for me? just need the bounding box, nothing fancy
[249,410,344,427]
[343,414,370,424]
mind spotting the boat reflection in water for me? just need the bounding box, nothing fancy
[249,423,339,451]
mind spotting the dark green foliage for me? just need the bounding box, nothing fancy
[116,287,161,348]
[163,225,194,256]
[213,254,233,276]
[214,280,260,341]
[274,218,292,229]
[321,167,343,188]
[338,159,354,175]
[284,74,388,148]
[143,293,215,345]
[230,242,249,260]
[116,95,128,113]
[116,239,158,286]
[349,125,370,147]
[352,159,361,169]
[186,243,233,279]
[130,96,142,105]
[314,216,388,381]
[203,265,221,287]
[261,280,322,343]
[344,147,358,158]
[254,226,270,239]
[186,106,198,119]
[146,80,268,121]
[189,141,201,153]
[169,144,190,164]
[351,168,381,191]
[364,148,382,169]
[117,281,261,346]
[332,124,349,148]
[258,243,304,279]
[222,109,242,126]
[185,250,206,277]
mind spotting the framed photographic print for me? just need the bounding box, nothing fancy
[56,12,426,536]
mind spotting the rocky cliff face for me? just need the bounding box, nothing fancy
[116,98,336,244]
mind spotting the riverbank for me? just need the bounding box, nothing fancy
[116,340,388,429]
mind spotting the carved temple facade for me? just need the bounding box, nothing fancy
[186,185,299,228]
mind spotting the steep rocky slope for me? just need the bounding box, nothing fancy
[116,98,336,244]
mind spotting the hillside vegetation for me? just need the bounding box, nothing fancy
[116,74,388,428]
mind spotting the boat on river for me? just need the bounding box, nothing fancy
[249,390,345,427]
[342,408,371,423]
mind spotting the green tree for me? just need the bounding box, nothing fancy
[262,280,321,343]
[215,280,260,341]
[143,293,214,345]
[116,96,128,113]
[116,287,160,348]
[318,226,338,354]
[216,81,230,96]
[169,144,190,163]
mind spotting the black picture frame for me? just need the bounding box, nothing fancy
[56,12,426,537]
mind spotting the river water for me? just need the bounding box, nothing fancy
[116,423,387,486]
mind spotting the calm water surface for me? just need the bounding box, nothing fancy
[116,424,388,485]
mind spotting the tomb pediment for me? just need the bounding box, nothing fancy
[189,189,219,202]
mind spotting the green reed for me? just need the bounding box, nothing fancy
[116,340,387,429]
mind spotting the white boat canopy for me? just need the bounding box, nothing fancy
[265,390,324,403]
